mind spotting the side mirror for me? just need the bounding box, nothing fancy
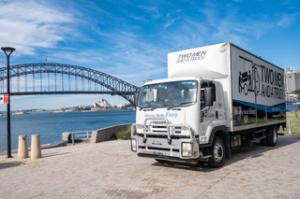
[204,87,213,106]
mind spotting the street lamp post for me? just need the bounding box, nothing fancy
[1,47,15,158]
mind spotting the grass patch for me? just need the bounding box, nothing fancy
[279,111,300,135]
[115,128,131,140]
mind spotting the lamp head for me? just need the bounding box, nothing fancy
[1,47,15,56]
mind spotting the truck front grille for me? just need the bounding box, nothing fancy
[149,122,183,134]
[151,125,168,133]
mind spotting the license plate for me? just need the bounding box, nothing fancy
[152,140,162,146]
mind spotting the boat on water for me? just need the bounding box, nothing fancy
[14,111,26,115]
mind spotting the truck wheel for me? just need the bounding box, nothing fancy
[208,136,225,168]
[266,127,278,146]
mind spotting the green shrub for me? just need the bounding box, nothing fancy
[115,128,131,140]
[279,111,300,135]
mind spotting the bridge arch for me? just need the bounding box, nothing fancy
[0,63,139,105]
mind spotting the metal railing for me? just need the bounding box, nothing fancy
[70,130,92,145]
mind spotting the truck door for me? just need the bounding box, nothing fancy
[200,81,226,134]
[199,81,220,137]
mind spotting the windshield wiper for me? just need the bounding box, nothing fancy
[139,107,156,111]
[167,107,181,110]
[167,102,192,110]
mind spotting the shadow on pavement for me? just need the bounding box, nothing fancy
[42,152,71,158]
[225,135,300,166]
[0,161,24,170]
[152,136,300,172]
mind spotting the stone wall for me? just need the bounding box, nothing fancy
[90,124,131,143]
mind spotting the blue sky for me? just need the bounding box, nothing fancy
[0,0,299,110]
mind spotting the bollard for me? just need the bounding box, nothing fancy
[62,132,71,143]
[288,120,292,135]
[31,134,42,159]
[18,135,29,159]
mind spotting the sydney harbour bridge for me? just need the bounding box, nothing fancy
[0,63,139,105]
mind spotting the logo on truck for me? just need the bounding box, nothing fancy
[238,66,260,95]
[238,56,284,99]
[176,50,207,63]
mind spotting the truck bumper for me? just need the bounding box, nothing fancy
[131,123,201,162]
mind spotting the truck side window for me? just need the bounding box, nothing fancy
[200,81,216,109]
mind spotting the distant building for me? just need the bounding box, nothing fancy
[285,67,300,93]
[286,93,299,103]
[91,99,112,111]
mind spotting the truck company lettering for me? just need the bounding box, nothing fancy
[238,56,284,99]
[165,112,178,119]
[176,50,207,63]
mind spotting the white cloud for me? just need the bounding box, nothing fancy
[0,0,75,55]
[138,5,162,19]
[277,13,298,27]
[60,30,168,85]
[163,17,180,29]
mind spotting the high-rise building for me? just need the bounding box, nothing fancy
[285,67,300,93]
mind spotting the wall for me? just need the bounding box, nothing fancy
[90,124,131,143]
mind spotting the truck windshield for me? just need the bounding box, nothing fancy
[138,80,198,109]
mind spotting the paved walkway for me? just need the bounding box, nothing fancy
[1,136,300,199]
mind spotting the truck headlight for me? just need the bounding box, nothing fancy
[181,142,193,157]
[131,139,137,152]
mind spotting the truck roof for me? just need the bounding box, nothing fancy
[229,43,283,71]
[167,42,284,80]
[143,76,200,86]
[169,42,283,71]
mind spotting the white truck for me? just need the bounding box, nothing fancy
[131,43,286,167]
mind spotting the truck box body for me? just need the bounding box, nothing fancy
[167,43,286,131]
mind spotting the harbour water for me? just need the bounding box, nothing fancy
[0,111,135,152]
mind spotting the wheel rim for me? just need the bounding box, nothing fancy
[213,142,224,163]
[273,129,277,144]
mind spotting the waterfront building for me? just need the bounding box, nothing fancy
[91,99,112,111]
[285,67,300,93]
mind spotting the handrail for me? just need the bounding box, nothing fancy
[70,130,92,145]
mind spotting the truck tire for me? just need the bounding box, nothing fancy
[266,127,278,146]
[208,136,226,168]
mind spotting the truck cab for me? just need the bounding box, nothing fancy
[131,77,228,167]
